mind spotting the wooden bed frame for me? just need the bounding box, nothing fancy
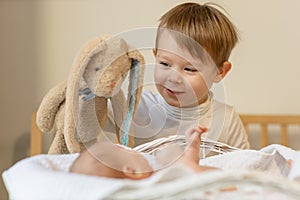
[240,114,300,148]
[30,112,42,156]
[30,112,300,156]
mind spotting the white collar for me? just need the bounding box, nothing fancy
[157,92,212,121]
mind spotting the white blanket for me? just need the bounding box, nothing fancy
[200,144,295,178]
[2,144,300,199]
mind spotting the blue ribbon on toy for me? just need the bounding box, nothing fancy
[79,87,96,101]
[121,59,140,146]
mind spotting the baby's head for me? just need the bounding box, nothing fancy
[70,142,153,180]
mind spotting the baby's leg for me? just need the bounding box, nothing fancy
[153,126,205,169]
[179,125,217,173]
[184,125,207,164]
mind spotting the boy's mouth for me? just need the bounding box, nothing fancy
[166,88,183,96]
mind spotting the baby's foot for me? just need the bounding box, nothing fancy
[184,125,207,164]
[179,125,218,173]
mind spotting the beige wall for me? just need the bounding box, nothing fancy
[1,0,300,198]
[0,1,37,198]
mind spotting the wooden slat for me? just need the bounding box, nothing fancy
[240,114,300,148]
[281,124,288,146]
[30,111,42,156]
[261,124,268,147]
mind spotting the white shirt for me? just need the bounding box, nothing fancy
[132,91,249,149]
[106,90,250,150]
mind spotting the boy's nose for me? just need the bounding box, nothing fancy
[167,69,183,84]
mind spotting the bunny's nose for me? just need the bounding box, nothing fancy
[110,81,116,88]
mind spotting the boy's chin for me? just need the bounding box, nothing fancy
[175,99,200,108]
[167,100,198,108]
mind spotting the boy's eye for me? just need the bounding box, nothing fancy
[159,62,169,67]
[184,67,197,72]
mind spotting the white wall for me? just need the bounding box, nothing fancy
[223,0,300,114]
[1,0,300,198]
[34,0,300,114]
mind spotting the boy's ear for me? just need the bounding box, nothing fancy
[214,61,232,83]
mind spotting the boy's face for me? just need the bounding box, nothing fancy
[154,32,219,107]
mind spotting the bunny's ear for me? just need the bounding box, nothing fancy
[119,50,145,147]
[64,35,112,153]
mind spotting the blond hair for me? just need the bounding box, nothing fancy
[157,2,239,67]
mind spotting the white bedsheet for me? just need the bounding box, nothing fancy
[200,144,294,178]
[2,144,300,199]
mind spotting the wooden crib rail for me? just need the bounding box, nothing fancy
[30,111,42,156]
[30,112,300,155]
[240,114,300,148]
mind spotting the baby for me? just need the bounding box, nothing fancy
[70,125,216,180]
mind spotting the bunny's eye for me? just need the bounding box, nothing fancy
[95,67,100,71]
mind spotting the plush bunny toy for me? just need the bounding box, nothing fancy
[36,35,145,154]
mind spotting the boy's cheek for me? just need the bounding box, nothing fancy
[154,70,165,83]
[200,70,218,88]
